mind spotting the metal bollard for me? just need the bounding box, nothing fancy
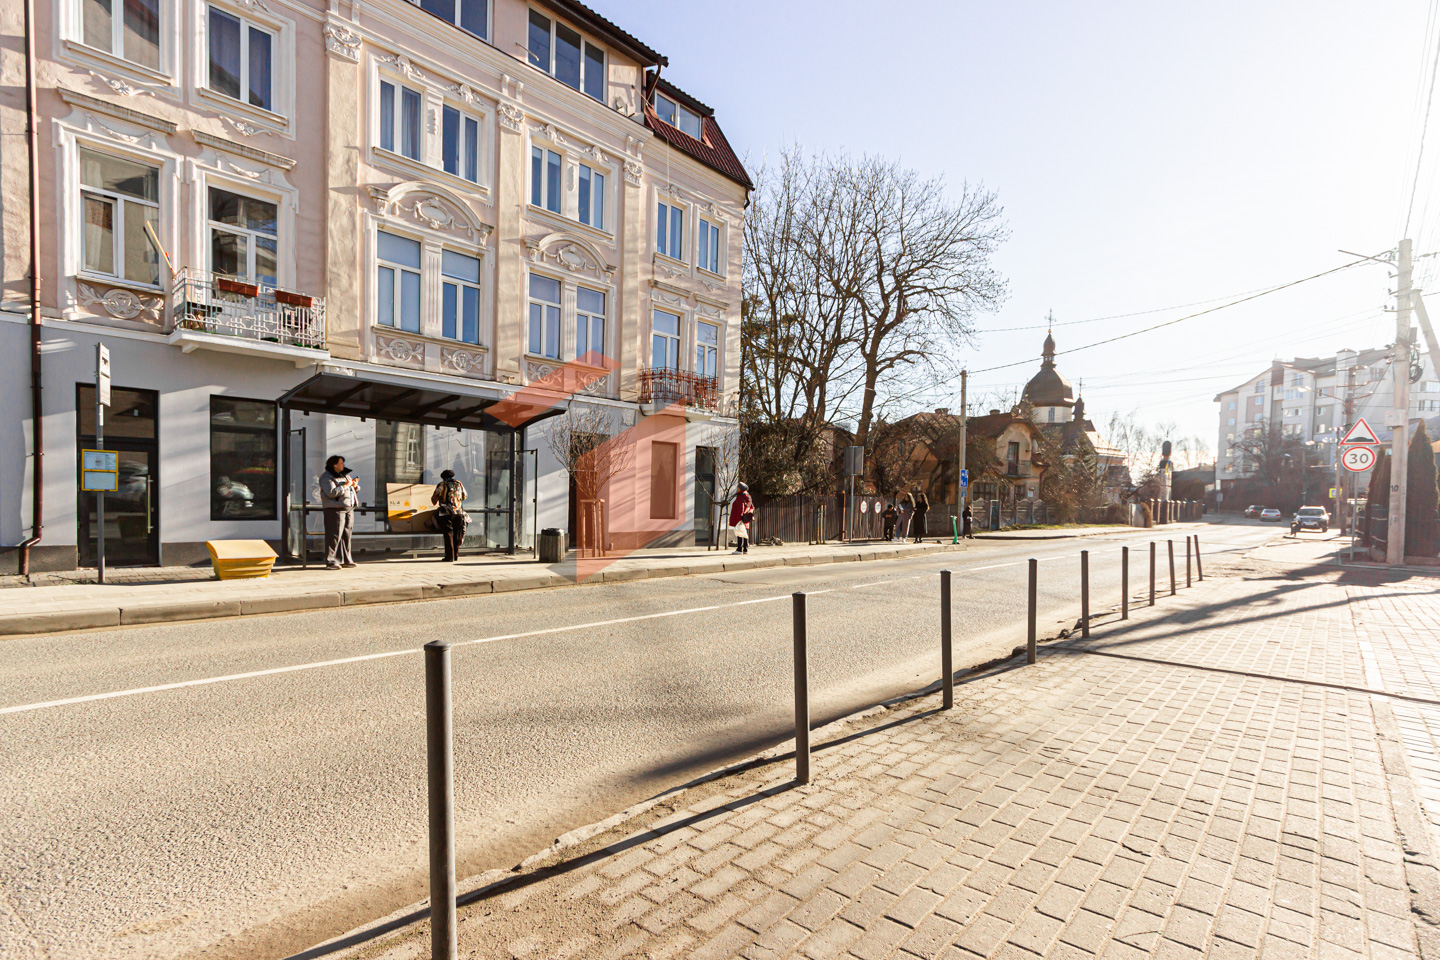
[425,641,458,960]
[1122,546,1129,620]
[940,570,954,710]
[1149,542,1156,607]
[1027,558,1038,664]
[1168,540,1177,596]
[792,592,810,784]
[1185,536,1192,588]
[1194,536,1204,580]
[1080,550,1090,638]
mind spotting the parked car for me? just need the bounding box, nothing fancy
[1244,505,1263,518]
[1291,506,1329,533]
[1260,508,1282,522]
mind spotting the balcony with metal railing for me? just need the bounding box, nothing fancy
[167,268,328,366]
[638,367,720,419]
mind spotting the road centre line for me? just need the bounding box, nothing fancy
[0,537,1256,718]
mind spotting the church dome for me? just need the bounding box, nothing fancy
[1021,332,1075,408]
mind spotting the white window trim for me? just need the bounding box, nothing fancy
[649,305,684,371]
[526,268,564,360]
[529,144,564,215]
[694,318,721,381]
[522,267,615,366]
[573,283,610,366]
[653,92,701,138]
[192,0,296,135]
[376,228,424,334]
[363,209,494,352]
[525,7,607,102]
[521,129,617,241]
[60,0,181,92]
[576,161,608,232]
[377,76,426,163]
[408,0,492,42]
[697,217,724,278]
[369,57,495,200]
[189,162,298,290]
[58,124,181,316]
[654,195,690,266]
[440,251,484,345]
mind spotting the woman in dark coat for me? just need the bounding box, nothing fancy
[913,491,930,542]
[961,502,974,539]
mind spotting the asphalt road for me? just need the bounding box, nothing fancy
[0,522,1278,960]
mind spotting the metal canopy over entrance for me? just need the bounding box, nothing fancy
[277,371,565,561]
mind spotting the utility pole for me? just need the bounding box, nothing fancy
[1337,364,1356,531]
[1387,238,1413,565]
[958,369,967,516]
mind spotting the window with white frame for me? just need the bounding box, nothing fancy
[379,80,423,161]
[410,0,488,40]
[656,201,683,260]
[208,187,277,285]
[528,274,561,358]
[576,287,605,362]
[441,105,480,183]
[698,218,721,274]
[377,231,421,332]
[696,321,719,380]
[1282,407,1301,418]
[578,163,605,229]
[441,250,481,344]
[651,309,681,370]
[1227,400,1236,409]
[652,92,701,139]
[208,6,273,112]
[531,147,561,213]
[1420,399,1440,412]
[526,9,604,101]
[1226,417,1235,426]
[82,0,161,70]
[80,148,160,286]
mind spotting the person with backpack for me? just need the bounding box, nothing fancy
[431,469,469,562]
[729,482,755,554]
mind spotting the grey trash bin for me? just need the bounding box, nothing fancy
[538,527,564,563]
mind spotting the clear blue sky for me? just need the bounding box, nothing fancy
[619,0,1440,454]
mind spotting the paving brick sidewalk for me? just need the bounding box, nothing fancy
[323,559,1440,960]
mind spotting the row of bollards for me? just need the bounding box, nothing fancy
[421,533,1210,945]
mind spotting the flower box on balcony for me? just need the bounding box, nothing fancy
[274,290,313,308]
[215,277,259,298]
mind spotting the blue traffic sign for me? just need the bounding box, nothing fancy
[959,469,969,488]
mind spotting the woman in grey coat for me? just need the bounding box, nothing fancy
[320,455,359,569]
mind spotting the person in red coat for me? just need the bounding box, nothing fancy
[728,482,755,554]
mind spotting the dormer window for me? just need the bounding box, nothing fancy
[653,93,701,139]
[527,9,605,102]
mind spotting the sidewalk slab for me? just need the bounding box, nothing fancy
[321,555,1437,960]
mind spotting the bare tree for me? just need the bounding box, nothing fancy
[544,402,635,554]
[709,427,742,547]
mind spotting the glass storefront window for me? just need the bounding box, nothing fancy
[210,396,277,519]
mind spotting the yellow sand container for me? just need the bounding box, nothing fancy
[206,539,278,579]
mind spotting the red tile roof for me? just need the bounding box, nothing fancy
[644,79,752,190]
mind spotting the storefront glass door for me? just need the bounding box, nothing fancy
[77,385,160,566]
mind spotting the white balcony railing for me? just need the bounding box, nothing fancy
[171,268,325,350]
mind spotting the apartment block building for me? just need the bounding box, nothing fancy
[1212,345,1440,501]
[0,0,750,572]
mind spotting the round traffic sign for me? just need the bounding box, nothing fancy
[1342,446,1376,472]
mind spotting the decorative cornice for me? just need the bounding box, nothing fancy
[58,88,176,133]
[497,102,524,132]
[323,19,362,62]
[623,159,643,186]
[192,130,296,169]
[85,69,153,99]
[378,52,426,82]
[77,282,161,320]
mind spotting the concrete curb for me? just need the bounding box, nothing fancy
[0,541,975,639]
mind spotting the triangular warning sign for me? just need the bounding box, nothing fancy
[1341,417,1379,445]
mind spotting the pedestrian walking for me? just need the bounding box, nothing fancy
[729,482,755,554]
[320,455,359,569]
[882,501,898,541]
[961,502,974,539]
[431,469,469,562]
[913,491,930,543]
[896,493,913,541]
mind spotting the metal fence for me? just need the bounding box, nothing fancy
[171,268,326,349]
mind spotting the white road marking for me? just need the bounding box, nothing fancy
[0,532,1266,718]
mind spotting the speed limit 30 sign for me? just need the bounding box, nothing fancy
[1342,445,1376,472]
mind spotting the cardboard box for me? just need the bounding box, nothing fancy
[386,482,439,533]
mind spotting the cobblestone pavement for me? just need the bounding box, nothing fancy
[330,560,1440,960]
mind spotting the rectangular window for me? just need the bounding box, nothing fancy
[210,397,277,520]
[651,309,680,369]
[653,93,702,138]
[208,7,273,112]
[656,201,684,260]
[208,187,277,286]
[441,250,481,344]
[83,0,161,70]
[576,287,605,361]
[530,147,561,212]
[1227,417,1235,426]
[696,321,719,379]
[649,441,678,520]
[416,0,487,39]
[80,148,160,285]
[698,219,721,273]
[379,81,423,160]
[442,106,480,182]
[528,274,561,358]
[577,164,605,229]
[377,231,421,332]
[526,10,605,101]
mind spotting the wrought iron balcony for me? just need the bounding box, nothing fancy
[170,268,325,349]
[638,367,719,412]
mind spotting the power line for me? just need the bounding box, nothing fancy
[966,258,1372,377]
[971,284,1279,334]
[1407,15,1440,237]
